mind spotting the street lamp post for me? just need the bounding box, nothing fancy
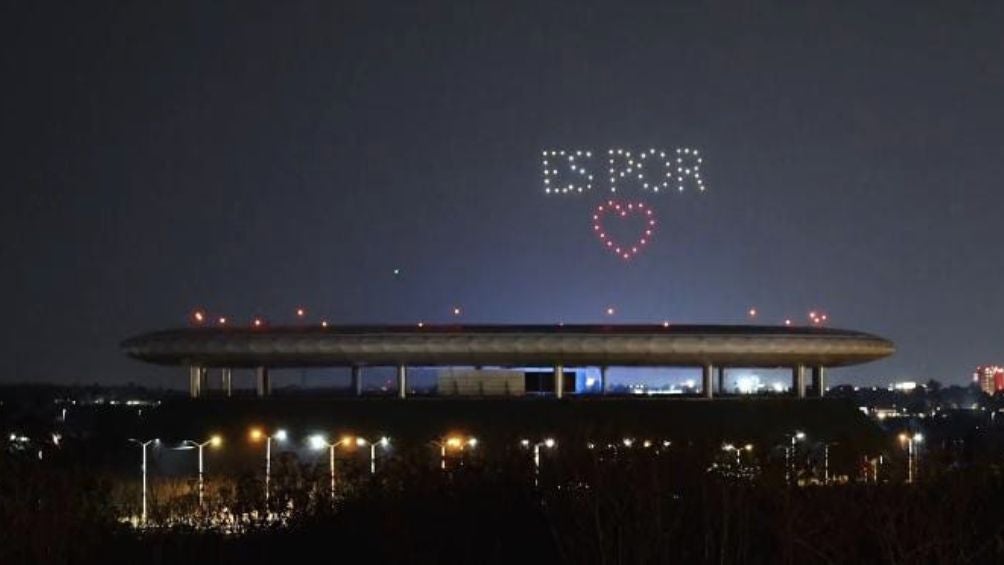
[785,431,806,485]
[520,438,556,487]
[823,442,838,485]
[899,432,923,483]
[128,438,159,526]
[362,437,391,475]
[305,437,377,499]
[431,436,478,472]
[180,436,222,509]
[723,443,754,467]
[250,428,287,505]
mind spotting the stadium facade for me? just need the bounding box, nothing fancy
[122,324,894,400]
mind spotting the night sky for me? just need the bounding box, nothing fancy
[2,1,1002,388]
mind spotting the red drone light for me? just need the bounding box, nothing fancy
[592,200,656,260]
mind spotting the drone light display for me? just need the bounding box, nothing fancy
[542,147,706,260]
[593,201,656,260]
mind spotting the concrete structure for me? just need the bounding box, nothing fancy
[121,324,894,399]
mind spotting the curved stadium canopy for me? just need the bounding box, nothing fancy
[122,324,894,369]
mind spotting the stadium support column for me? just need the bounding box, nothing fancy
[702,364,714,399]
[256,367,271,398]
[792,365,806,399]
[397,364,408,399]
[812,366,826,398]
[351,366,363,396]
[599,366,608,395]
[717,366,726,395]
[221,368,232,397]
[189,366,203,399]
[554,365,565,399]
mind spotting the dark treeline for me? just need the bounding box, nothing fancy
[3,440,1004,564]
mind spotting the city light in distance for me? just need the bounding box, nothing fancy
[252,318,264,328]
[295,307,306,318]
[217,317,227,326]
[192,310,205,324]
[321,320,329,328]
[748,308,757,318]
[605,307,616,316]
[451,306,462,317]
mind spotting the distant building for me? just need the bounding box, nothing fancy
[973,365,1004,395]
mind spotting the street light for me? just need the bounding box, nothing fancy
[309,434,354,500]
[249,427,287,504]
[785,431,806,485]
[178,435,222,509]
[722,443,753,467]
[899,432,923,484]
[128,438,159,526]
[431,435,477,471]
[822,442,839,485]
[520,438,556,487]
[360,436,391,475]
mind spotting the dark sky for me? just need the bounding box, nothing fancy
[2,1,1002,388]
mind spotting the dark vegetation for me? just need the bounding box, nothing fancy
[3,391,1004,563]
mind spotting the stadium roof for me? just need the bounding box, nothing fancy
[122,324,894,369]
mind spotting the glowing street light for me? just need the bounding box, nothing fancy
[431,435,477,471]
[451,306,462,317]
[191,310,206,325]
[747,308,757,318]
[722,442,754,466]
[249,428,286,504]
[520,438,556,487]
[295,307,306,319]
[361,436,391,475]
[179,435,222,509]
[128,438,159,526]
[899,432,923,484]
[309,434,357,500]
[785,431,806,485]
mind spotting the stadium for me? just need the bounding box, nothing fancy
[122,324,894,400]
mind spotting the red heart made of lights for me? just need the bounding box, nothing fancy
[592,200,656,260]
